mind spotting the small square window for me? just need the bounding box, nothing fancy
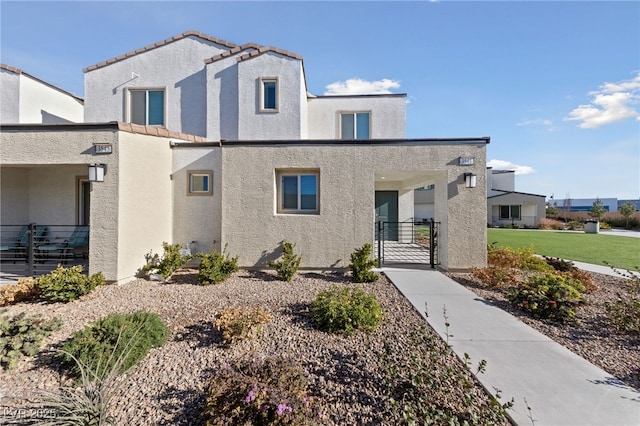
[276,170,319,214]
[187,170,213,196]
[340,112,370,139]
[260,78,278,112]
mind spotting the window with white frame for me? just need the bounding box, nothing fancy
[277,170,319,213]
[187,170,213,196]
[128,88,165,126]
[260,78,278,112]
[340,112,370,139]
[499,205,521,220]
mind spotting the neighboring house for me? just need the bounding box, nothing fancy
[0,64,84,124]
[487,169,546,227]
[1,30,489,283]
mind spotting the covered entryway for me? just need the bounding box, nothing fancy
[374,170,443,267]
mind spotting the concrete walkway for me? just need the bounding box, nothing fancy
[384,267,640,426]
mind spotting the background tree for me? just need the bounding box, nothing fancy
[588,198,606,221]
[546,201,560,218]
[618,201,636,229]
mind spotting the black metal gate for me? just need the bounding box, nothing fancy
[1,223,89,282]
[375,219,439,268]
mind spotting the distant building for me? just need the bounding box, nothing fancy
[552,198,621,213]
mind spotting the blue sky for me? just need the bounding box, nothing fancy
[1,1,639,200]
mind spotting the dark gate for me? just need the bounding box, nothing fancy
[375,219,439,268]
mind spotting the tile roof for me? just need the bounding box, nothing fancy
[116,122,208,142]
[83,30,239,73]
[238,46,303,62]
[1,63,84,102]
[204,43,261,64]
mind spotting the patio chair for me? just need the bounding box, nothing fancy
[0,225,47,260]
[37,226,89,263]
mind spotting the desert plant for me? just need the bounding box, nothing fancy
[197,246,239,285]
[471,266,518,288]
[215,307,273,345]
[141,242,191,280]
[268,241,301,282]
[349,243,379,283]
[544,256,575,272]
[58,311,168,379]
[311,285,383,335]
[37,265,105,303]
[202,355,319,425]
[605,269,640,334]
[0,277,41,306]
[0,311,62,370]
[381,326,513,425]
[34,329,144,425]
[538,218,564,230]
[505,273,585,322]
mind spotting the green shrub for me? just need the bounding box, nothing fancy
[381,327,513,425]
[349,243,379,283]
[488,244,551,272]
[505,273,585,322]
[215,307,273,345]
[35,333,135,425]
[142,242,191,280]
[268,241,301,282]
[0,277,40,306]
[37,265,105,303]
[197,246,239,285]
[59,311,169,379]
[202,355,319,425]
[471,266,518,288]
[311,285,383,335]
[567,220,583,231]
[0,311,62,370]
[605,274,640,334]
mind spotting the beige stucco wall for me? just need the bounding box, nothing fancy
[171,145,222,254]
[116,133,173,282]
[220,142,487,270]
[0,127,120,279]
[488,193,546,227]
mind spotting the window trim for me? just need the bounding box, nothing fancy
[499,204,521,220]
[187,170,213,196]
[276,169,320,214]
[339,111,371,139]
[260,77,279,112]
[126,87,167,126]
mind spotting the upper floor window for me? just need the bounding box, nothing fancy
[260,78,278,112]
[128,88,165,126]
[341,112,370,139]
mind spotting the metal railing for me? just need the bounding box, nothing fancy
[375,218,439,268]
[0,224,89,281]
[490,215,540,228]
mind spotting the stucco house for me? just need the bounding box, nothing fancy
[486,169,546,227]
[1,30,489,283]
[1,64,84,124]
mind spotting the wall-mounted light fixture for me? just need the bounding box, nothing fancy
[464,172,477,188]
[88,164,106,182]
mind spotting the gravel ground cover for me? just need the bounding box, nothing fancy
[447,271,640,392]
[0,270,510,425]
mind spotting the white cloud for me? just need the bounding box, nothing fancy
[565,72,640,128]
[487,159,536,175]
[516,118,555,132]
[324,78,400,95]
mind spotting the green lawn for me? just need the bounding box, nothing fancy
[487,229,640,271]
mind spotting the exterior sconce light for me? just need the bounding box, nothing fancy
[88,164,106,182]
[464,172,477,188]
